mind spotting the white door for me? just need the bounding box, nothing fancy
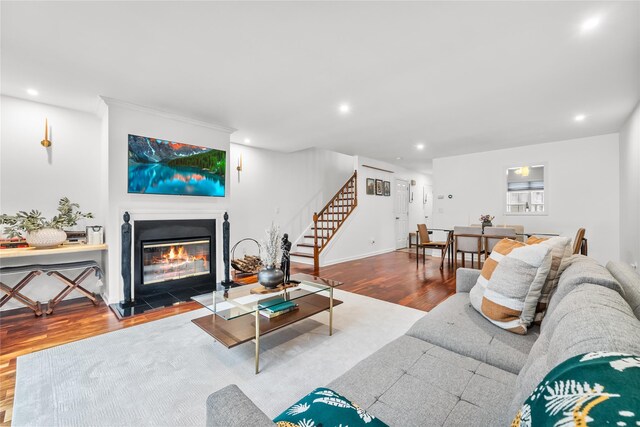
[395,179,409,249]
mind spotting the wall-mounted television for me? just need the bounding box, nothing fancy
[127,134,226,197]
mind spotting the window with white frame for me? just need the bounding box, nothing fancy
[505,165,545,213]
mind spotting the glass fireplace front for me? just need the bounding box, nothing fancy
[141,238,211,285]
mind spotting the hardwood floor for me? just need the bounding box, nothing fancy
[0,250,455,426]
[293,251,456,312]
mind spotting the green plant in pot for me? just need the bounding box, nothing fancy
[258,224,284,289]
[1,197,94,248]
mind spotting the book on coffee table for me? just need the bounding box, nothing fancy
[259,305,299,318]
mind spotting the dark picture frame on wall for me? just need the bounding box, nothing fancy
[375,179,383,195]
[383,181,391,196]
[366,178,375,195]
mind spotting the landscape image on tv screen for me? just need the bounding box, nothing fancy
[128,134,226,197]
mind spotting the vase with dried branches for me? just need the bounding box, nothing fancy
[258,224,284,288]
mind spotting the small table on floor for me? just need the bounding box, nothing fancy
[191,273,343,374]
[0,244,107,315]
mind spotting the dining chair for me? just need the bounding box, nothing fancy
[573,228,587,255]
[504,224,525,242]
[483,226,517,255]
[453,226,484,269]
[416,224,452,270]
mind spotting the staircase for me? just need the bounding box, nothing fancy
[290,171,358,274]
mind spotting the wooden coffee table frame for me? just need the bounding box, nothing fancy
[191,277,342,374]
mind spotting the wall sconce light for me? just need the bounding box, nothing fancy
[236,153,243,182]
[41,118,51,147]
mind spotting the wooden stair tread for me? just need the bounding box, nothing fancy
[297,243,316,248]
[290,252,314,258]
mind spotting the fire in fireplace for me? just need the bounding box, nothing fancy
[142,239,210,285]
[133,218,216,300]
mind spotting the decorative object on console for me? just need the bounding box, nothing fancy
[25,228,68,248]
[375,179,383,195]
[0,197,94,248]
[366,178,375,195]
[40,118,51,148]
[220,212,237,288]
[85,226,103,245]
[258,224,284,289]
[0,237,28,249]
[65,230,87,244]
[280,233,292,284]
[383,181,390,196]
[127,134,226,197]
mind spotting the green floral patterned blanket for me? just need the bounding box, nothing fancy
[513,352,640,426]
[274,387,387,427]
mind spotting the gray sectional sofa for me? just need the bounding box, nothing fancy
[206,256,640,426]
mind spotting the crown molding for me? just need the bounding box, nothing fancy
[99,96,237,134]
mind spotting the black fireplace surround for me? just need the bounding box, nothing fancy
[134,219,216,299]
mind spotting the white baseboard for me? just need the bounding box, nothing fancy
[291,256,314,265]
[320,247,396,267]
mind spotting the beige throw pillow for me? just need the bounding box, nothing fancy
[475,241,552,334]
[526,236,572,322]
[469,239,526,313]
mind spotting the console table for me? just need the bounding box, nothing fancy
[0,244,108,315]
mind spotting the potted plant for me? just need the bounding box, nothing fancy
[479,214,495,232]
[257,224,284,289]
[1,197,94,248]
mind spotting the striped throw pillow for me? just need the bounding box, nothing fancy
[526,236,572,322]
[469,239,525,313]
[480,243,552,334]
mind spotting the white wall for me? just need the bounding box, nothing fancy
[0,96,104,309]
[228,144,354,253]
[619,103,640,268]
[102,99,233,303]
[432,133,620,264]
[320,156,433,265]
[1,96,102,221]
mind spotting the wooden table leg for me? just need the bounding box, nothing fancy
[0,272,44,316]
[46,267,98,314]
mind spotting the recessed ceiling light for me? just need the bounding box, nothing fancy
[581,16,601,32]
[26,88,38,96]
[396,157,402,160]
[574,114,586,122]
[243,138,251,144]
[338,103,351,114]
[416,143,425,150]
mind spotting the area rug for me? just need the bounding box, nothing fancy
[12,289,425,426]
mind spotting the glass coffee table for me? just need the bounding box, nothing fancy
[191,273,343,374]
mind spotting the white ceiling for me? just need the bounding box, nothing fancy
[2,1,639,174]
